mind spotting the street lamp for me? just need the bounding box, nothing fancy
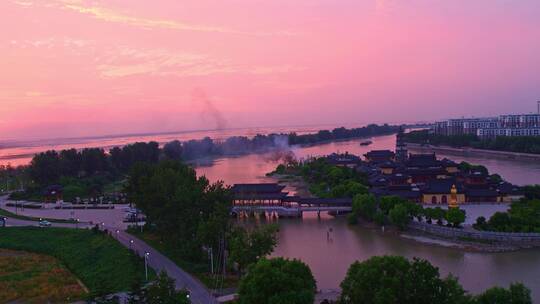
[144,252,150,281]
[76,219,80,229]
[115,230,120,239]
[129,239,134,249]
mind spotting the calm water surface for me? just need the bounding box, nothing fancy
[197,134,540,301]
[5,129,540,299]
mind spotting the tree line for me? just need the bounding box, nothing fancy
[237,255,531,304]
[350,194,466,230]
[403,130,540,154]
[474,198,540,233]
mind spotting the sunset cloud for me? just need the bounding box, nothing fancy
[9,0,295,36]
[2,0,540,140]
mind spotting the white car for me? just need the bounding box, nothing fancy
[38,220,52,227]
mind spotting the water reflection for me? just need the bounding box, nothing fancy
[272,213,540,300]
[196,134,540,301]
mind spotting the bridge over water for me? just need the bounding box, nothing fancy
[231,183,353,217]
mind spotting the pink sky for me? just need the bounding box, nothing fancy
[1,0,540,140]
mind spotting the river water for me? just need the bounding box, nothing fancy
[4,130,540,299]
[197,134,540,301]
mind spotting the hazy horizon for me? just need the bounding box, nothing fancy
[2,0,540,140]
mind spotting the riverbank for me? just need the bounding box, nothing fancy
[407,143,540,161]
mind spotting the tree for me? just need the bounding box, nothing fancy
[389,204,410,230]
[380,196,406,215]
[163,140,183,160]
[30,150,61,185]
[228,224,279,275]
[374,211,386,226]
[424,208,434,224]
[128,272,191,304]
[339,256,469,304]
[487,212,512,232]
[473,216,488,230]
[445,208,466,228]
[433,207,447,226]
[352,194,377,221]
[238,258,316,304]
[473,283,531,304]
[127,160,231,260]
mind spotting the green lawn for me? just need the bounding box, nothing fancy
[0,208,77,224]
[0,227,152,297]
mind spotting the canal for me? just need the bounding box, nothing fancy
[196,134,540,301]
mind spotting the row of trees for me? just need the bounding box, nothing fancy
[403,130,540,155]
[351,194,466,229]
[237,255,532,304]
[30,142,161,185]
[474,199,540,233]
[288,124,400,145]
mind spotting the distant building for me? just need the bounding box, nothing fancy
[326,152,362,168]
[356,150,524,205]
[431,107,540,139]
[395,127,408,163]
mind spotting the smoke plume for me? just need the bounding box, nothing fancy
[192,88,227,130]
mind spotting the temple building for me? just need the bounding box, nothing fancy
[352,149,524,204]
[231,183,289,206]
[364,150,395,163]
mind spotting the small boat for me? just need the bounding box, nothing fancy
[360,140,373,146]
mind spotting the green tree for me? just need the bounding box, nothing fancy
[389,204,410,230]
[30,150,61,185]
[374,211,386,226]
[473,283,531,304]
[380,196,406,215]
[228,224,279,276]
[487,212,512,232]
[238,258,316,304]
[339,256,469,304]
[473,216,488,230]
[130,272,190,304]
[127,160,231,260]
[445,208,466,228]
[424,208,434,224]
[352,194,377,221]
[433,207,447,226]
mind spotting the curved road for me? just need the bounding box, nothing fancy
[114,230,218,304]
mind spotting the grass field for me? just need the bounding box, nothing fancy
[0,249,86,303]
[0,227,152,297]
[0,208,77,223]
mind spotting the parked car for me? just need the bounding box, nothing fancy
[38,220,52,227]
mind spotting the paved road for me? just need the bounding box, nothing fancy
[113,230,218,304]
[2,216,91,229]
